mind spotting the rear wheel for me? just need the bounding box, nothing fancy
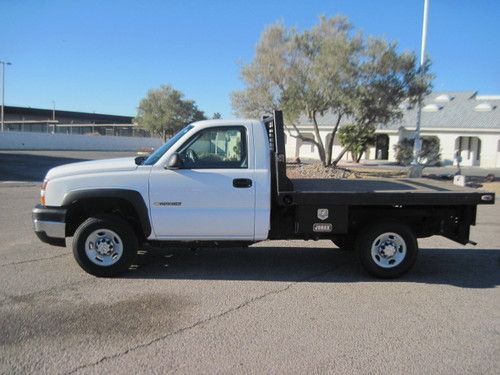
[356,222,418,278]
[72,215,138,277]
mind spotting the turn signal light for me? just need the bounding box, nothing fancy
[40,179,48,206]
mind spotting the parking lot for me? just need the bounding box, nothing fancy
[0,151,499,374]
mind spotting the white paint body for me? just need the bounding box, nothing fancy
[43,119,271,241]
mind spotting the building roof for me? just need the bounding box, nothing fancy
[4,106,133,124]
[296,91,500,130]
[386,91,500,130]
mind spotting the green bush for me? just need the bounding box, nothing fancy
[394,137,441,166]
[338,124,376,163]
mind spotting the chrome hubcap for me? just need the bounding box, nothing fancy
[85,229,123,266]
[371,232,406,268]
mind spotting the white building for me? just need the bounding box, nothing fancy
[287,91,500,168]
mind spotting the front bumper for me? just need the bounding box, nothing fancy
[32,204,67,247]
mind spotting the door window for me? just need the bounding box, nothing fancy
[178,127,247,169]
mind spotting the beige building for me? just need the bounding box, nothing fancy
[288,91,500,168]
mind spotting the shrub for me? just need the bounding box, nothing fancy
[394,137,441,166]
[338,124,376,163]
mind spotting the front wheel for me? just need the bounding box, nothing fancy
[72,215,138,277]
[356,222,418,278]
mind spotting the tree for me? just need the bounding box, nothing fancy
[231,16,432,166]
[231,17,359,165]
[135,85,206,140]
[212,112,222,119]
[338,124,375,163]
[284,17,363,166]
[231,22,292,118]
[330,42,433,166]
[394,137,441,166]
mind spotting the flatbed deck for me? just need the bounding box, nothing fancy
[286,178,495,206]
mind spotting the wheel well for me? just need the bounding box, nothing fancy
[65,198,145,240]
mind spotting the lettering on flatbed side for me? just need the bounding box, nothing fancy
[313,223,333,232]
[154,202,182,207]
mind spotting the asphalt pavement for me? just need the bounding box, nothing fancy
[0,151,133,182]
[0,151,499,374]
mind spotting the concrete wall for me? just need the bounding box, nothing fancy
[285,129,394,163]
[409,130,500,168]
[497,140,500,168]
[478,134,500,168]
[0,131,163,151]
[284,129,349,162]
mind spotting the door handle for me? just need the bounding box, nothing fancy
[233,178,253,188]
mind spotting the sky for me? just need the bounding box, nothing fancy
[1,0,499,118]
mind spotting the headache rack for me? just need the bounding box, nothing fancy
[262,110,293,196]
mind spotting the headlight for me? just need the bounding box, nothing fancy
[40,179,48,205]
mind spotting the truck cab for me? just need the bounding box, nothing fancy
[145,119,271,241]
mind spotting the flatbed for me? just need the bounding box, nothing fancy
[263,110,494,278]
[287,178,492,205]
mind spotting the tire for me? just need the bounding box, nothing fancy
[356,222,418,279]
[72,215,138,277]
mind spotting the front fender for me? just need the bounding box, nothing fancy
[62,189,151,237]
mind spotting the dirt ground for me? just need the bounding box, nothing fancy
[287,163,407,179]
[481,182,500,194]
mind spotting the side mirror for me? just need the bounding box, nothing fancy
[134,156,147,165]
[166,153,184,169]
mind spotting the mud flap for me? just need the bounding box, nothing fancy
[441,205,476,245]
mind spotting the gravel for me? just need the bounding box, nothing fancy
[287,162,358,179]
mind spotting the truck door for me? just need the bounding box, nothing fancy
[149,125,256,240]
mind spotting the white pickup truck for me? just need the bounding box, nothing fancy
[33,111,495,278]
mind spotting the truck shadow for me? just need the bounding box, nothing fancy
[124,246,500,289]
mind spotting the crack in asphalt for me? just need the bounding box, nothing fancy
[0,253,69,267]
[65,263,348,374]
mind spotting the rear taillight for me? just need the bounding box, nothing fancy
[481,194,493,202]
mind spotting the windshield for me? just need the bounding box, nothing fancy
[143,125,194,165]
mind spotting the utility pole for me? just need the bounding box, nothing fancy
[1,60,12,132]
[409,0,430,178]
[52,100,55,121]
